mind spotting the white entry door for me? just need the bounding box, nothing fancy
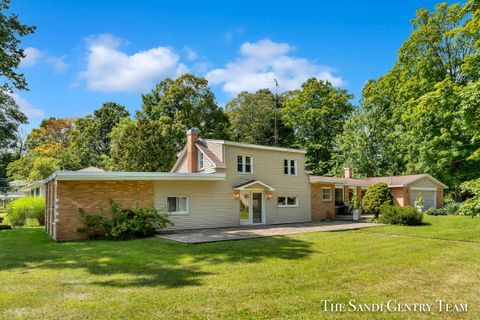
[240,191,264,225]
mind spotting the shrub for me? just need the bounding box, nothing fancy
[79,200,172,240]
[379,205,423,225]
[425,207,447,216]
[362,182,393,217]
[444,202,461,215]
[4,196,45,226]
[457,197,480,217]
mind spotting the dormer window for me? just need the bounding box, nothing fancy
[237,155,253,174]
[198,151,204,170]
[284,159,297,176]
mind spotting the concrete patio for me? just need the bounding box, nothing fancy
[156,220,382,244]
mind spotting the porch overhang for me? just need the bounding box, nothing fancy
[233,180,276,191]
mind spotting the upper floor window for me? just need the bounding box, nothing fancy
[284,159,297,175]
[237,155,253,174]
[198,152,204,170]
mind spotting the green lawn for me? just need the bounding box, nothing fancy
[359,215,480,242]
[0,216,479,319]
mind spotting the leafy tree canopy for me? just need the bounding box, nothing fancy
[282,78,354,174]
[140,73,229,142]
[0,0,36,92]
[226,89,293,147]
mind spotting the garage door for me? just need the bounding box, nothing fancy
[410,190,436,209]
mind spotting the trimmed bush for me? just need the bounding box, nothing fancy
[79,200,172,240]
[379,205,423,225]
[425,207,447,216]
[4,196,45,226]
[361,182,393,217]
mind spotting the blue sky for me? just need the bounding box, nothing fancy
[11,0,449,133]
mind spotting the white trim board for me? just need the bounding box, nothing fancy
[45,171,226,182]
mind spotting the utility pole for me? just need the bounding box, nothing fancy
[274,79,279,147]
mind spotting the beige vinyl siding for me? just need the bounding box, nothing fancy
[155,143,311,230]
[225,145,311,225]
[198,153,216,173]
[154,180,238,230]
[175,156,188,173]
[204,140,224,163]
[409,178,441,189]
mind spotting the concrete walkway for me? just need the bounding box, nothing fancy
[156,221,382,244]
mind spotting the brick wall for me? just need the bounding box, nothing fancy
[391,187,407,206]
[436,188,444,208]
[52,180,154,241]
[311,183,335,221]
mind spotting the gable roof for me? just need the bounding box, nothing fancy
[310,174,448,188]
[233,179,276,191]
[196,141,225,168]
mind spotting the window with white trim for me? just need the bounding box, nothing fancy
[237,155,253,173]
[322,188,332,201]
[284,159,297,175]
[166,196,188,214]
[277,196,298,207]
[198,152,204,170]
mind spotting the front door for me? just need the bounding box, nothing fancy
[240,191,264,225]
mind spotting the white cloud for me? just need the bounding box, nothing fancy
[20,47,46,67]
[80,33,188,93]
[7,92,44,119]
[20,46,68,73]
[46,56,68,73]
[206,39,344,96]
[184,47,198,61]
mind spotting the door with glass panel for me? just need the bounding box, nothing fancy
[239,191,264,225]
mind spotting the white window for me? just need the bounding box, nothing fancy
[284,159,297,175]
[321,188,332,201]
[166,196,188,214]
[277,196,298,207]
[198,152,204,170]
[237,155,253,174]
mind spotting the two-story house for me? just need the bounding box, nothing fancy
[43,129,311,241]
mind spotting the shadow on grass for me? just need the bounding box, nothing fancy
[0,228,313,288]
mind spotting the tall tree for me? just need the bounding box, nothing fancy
[282,78,354,174]
[25,117,75,158]
[109,117,184,172]
[333,2,480,187]
[64,102,129,169]
[0,0,36,92]
[226,89,293,147]
[140,73,229,142]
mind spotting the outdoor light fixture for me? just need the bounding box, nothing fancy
[233,191,240,200]
[266,193,272,200]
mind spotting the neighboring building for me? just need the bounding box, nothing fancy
[310,169,448,220]
[19,181,46,198]
[43,129,447,241]
[0,192,22,209]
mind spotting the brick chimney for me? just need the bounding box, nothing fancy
[344,168,352,179]
[187,128,199,173]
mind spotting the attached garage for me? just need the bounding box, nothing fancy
[409,189,436,209]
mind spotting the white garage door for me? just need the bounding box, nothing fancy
[410,190,436,209]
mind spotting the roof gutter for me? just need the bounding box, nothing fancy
[44,171,226,183]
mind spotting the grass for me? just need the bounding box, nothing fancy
[359,215,480,242]
[0,216,479,319]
